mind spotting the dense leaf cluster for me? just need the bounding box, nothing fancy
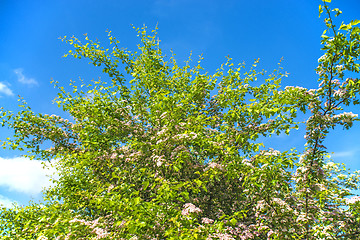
[1,0,360,239]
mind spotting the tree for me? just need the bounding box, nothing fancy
[1,0,360,239]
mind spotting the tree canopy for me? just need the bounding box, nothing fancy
[1,0,360,239]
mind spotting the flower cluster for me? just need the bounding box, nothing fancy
[346,196,360,205]
[67,217,109,239]
[181,203,202,216]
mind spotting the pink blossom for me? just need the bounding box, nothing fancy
[318,55,326,62]
[334,89,346,97]
[207,162,223,170]
[263,149,280,156]
[346,196,360,204]
[267,230,275,238]
[202,217,214,224]
[181,203,202,216]
[107,184,115,193]
[336,65,345,71]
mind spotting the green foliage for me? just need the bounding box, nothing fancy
[1,0,360,239]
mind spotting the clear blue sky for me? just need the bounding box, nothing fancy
[0,0,359,207]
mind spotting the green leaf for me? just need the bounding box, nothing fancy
[351,19,360,26]
[133,197,141,205]
[319,5,323,17]
[143,180,150,190]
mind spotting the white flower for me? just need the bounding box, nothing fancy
[296,213,309,222]
[153,155,165,167]
[334,89,346,97]
[273,198,286,206]
[318,55,326,62]
[107,184,115,193]
[256,200,266,210]
[319,80,326,87]
[307,89,316,96]
[207,161,223,170]
[181,203,202,216]
[346,196,360,204]
[336,65,345,71]
[160,112,167,119]
[157,128,167,136]
[190,132,198,139]
[331,79,340,85]
[267,230,275,238]
[332,112,358,123]
[242,159,254,168]
[201,217,214,224]
[263,149,280,156]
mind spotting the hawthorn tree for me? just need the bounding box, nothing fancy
[1,0,360,239]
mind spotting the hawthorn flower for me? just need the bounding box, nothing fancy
[69,217,109,238]
[173,132,197,140]
[181,203,202,216]
[267,230,275,238]
[107,184,115,193]
[157,127,167,136]
[152,155,165,167]
[160,112,167,119]
[324,162,337,170]
[296,213,309,223]
[202,217,214,224]
[318,55,326,62]
[318,80,326,87]
[273,198,286,206]
[316,69,324,75]
[256,200,266,211]
[331,79,340,85]
[333,89,346,97]
[156,138,168,145]
[285,86,306,91]
[307,89,316,96]
[332,112,358,123]
[208,233,235,240]
[263,149,280,156]
[207,161,223,170]
[242,158,253,168]
[92,227,108,239]
[190,132,198,139]
[336,65,345,71]
[346,196,360,204]
[217,233,235,240]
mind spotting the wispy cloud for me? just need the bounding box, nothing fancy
[331,150,357,159]
[0,157,57,195]
[0,82,14,96]
[0,195,17,208]
[14,68,38,85]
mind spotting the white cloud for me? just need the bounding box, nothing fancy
[0,195,17,208]
[331,150,356,158]
[14,68,38,85]
[0,82,14,96]
[0,157,58,195]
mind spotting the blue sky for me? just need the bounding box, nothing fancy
[0,0,359,207]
